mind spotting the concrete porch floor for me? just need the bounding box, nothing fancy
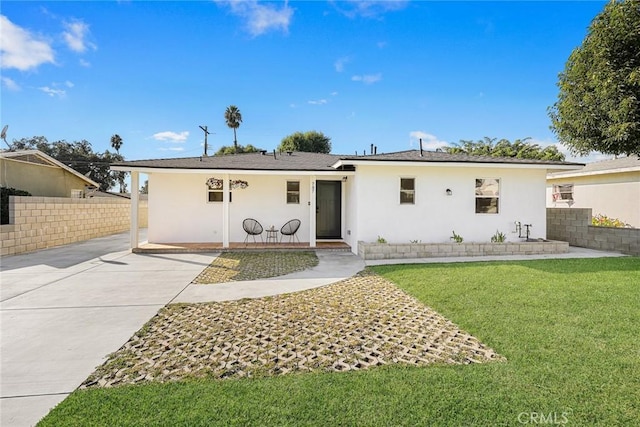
[133,241,351,253]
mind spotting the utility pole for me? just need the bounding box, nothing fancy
[199,125,212,156]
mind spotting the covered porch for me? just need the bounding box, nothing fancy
[122,166,356,254]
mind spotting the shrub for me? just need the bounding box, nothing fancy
[591,214,630,228]
[491,230,507,243]
[450,230,463,243]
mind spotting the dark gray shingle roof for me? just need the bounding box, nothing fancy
[337,149,584,166]
[112,151,342,171]
[113,149,584,171]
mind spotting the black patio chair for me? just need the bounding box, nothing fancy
[243,218,264,245]
[280,219,301,243]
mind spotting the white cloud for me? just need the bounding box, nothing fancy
[152,131,189,143]
[79,58,91,67]
[308,99,327,105]
[64,80,74,88]
[62,19,96,53]
[39,86,66,98]
[217,0,293,36]
[332,0,409,19]
[1,76,20,91]
[331,91,338,96]
[409,131,448,150]
[334,56,350,72]
[0,15,55,70]
[377,41,388,49]
[159,147,185,152]
[351,73,382,84]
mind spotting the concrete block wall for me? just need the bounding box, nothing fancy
[358,240,569,260]
[547,208,639,256]
[1,196,148,256]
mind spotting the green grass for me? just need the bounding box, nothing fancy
[39,257,640,426]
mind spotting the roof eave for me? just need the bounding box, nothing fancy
[334,158,585,170]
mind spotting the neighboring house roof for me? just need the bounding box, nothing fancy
[112,149,584,173]
[88,191,149,201]
[547,155,640,179]
[0,149,100,188]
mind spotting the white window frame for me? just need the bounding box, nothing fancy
[286,180,300,204]
[475,178,500,214]
[552,184,574,203]
[207,190,231,203]
[400,177,415,205]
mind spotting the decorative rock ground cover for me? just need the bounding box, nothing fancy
[191,251,319,284]
[83,271,504,388]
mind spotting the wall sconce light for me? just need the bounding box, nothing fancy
[446,188,453,196]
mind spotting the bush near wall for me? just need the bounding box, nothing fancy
[1,187,31,224]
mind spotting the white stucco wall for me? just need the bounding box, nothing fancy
[546,171,640,227]
[146,164,549,247]
[148,172,315,243]
[354,165,548,244]
[228,174,311,242]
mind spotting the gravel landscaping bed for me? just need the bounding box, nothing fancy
[191,251,319,284]
[83,271,504,388]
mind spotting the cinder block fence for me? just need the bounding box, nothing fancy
[547,208,639,256]
[1,196,147,256]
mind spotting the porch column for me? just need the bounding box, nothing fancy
[130,171,139,250]
[222,173,230,248]
[309,176,316,248]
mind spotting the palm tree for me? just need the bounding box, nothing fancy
[110,134,123,154]
[224,105,242,154]
[110,134,126,192]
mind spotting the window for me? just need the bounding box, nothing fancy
[287,181,300,204]
[552,184,574,203]
[475,178,500,214]
[400,178,415,204]
[208,191,231,203]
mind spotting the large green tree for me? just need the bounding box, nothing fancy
[442,137,565,161]
[11,136,123,191]
[224,105,243,154]
[215,144,261,156]
[548,0,640,157]
[277,131,332,153]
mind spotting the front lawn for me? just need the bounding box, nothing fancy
[39,257,640,426]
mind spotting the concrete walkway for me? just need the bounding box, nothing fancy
[0,231,625,427]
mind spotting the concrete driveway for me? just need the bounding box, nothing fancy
[0,232,366,427]
[0,231,217,427]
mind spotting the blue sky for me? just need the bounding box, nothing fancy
[1,1,608,162]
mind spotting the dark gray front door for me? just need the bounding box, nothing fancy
[316,181,341,239]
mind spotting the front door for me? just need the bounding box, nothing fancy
[316,181,341,239]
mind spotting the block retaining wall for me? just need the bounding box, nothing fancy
[1,196,148,256]
[358,240,569,260]
[547,208,639,256]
